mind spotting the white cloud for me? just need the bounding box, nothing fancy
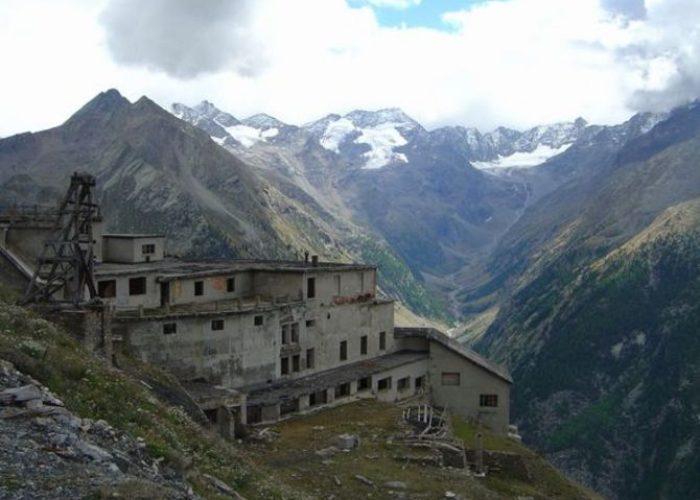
[362,0,421,8]
[0,0,699,138]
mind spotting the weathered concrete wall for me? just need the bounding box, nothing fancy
[372,359,429,403]
[252,272,303,302]
[122,307,289,388]
[395,336,430,352]
[290,300,394,377]
[97,273,160,309]
[5,226,52,266]
[428,342,511,434]
[169,272,253,305]
[103,236,164,264]
[303,269,375,305]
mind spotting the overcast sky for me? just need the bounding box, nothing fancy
[0,0,698,137]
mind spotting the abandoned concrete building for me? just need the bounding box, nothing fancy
[0,176,512,437]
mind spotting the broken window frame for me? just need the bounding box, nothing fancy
[377,376,392,391]
[479,394,499,407]
[254,315,264,326]
[162,322,177,335]
[306,348,315,369]
[397,376,410,391]
[211,319,224,331]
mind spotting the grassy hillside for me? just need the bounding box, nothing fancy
[0,292,291,499]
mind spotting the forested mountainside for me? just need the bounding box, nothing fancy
[476,102,700,499]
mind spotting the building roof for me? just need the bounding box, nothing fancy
[102,233,164,239]
[394,327,513,384]
[243,351,428,406]
[95,257,376,279]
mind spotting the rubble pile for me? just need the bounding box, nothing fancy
[0,359,195,499]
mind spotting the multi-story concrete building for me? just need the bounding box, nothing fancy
[1,210,513,436]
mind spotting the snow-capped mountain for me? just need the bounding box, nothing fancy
[304,107,422,170]
[172,102,290,149]
[171,100,666,176]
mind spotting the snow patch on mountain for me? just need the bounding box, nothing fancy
[356,123,409,169]
[472,143,572,170]
[319,118,355,153]
[225,125,279,148]
[318,115,411,169]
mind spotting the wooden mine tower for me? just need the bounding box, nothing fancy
[22,173,99,305]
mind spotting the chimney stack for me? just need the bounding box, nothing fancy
[311,255,319,266]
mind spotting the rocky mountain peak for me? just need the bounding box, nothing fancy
[242,113,287,130]
[64,88,130,126]
[345,108,418,129]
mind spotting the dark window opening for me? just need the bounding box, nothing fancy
[226,277,235,292]
[306,348,315,369]
[254,315,264,326]
[360,335,368,355]
[281,357,289,375]
[397,377,410,391]
[339,340,347,361]
[204,408,218,424]
[441,372,461,386]
[335,382,350,398]
[291,323,299,343]
[247,405,262,424]
[379,331,386,350]
[305,319,316,328]
[292,354,300,372]
[280,398,299,416]
[480,394,499,407]
[129,277,146,296]
[211,319,224,331]
[98,280,116,298]
[307,277,316,298]
[281,324,289,345]
[162,323,177,335]
[309,390,327,406]
[377,377,392,391]
[142,244,155,255]
[357,376,371,391]
[194,280,204,296]
[415,376,424,389]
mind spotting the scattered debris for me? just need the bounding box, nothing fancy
[335,433,360,450]
[384,480,407,490]
[355,474,375,487]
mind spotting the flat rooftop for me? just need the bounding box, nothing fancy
[244,351,428,406]
[102,233,164,239]
[95,257,376,278]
